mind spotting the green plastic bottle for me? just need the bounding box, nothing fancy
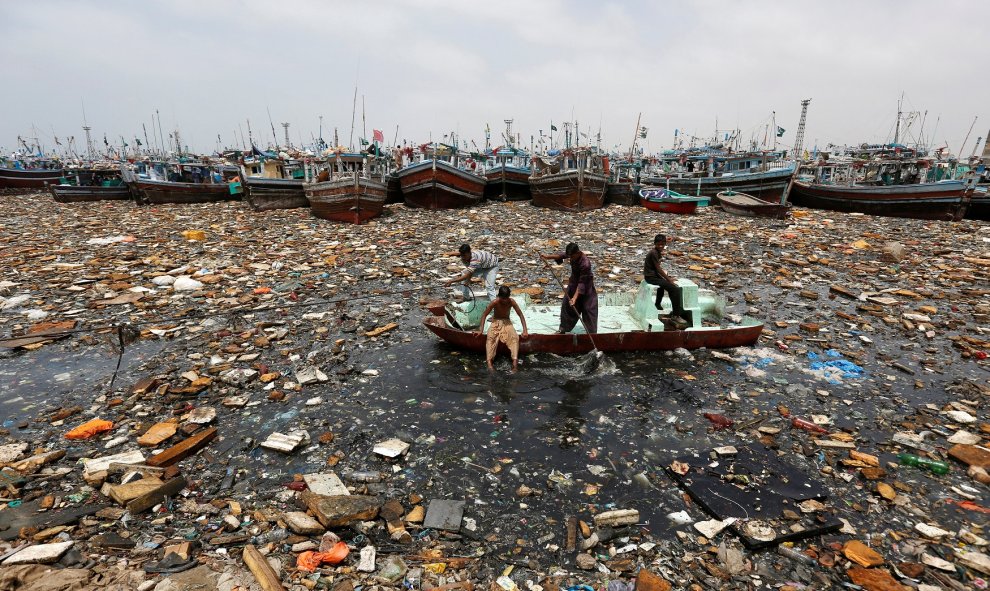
[897,453,949,475]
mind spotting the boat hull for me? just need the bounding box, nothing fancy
[385,173,403,204]
[530,170,607,211]
[790,180,969,221]
[306,176,386,224]
[243,176,308,210]
[484,165,531,201]
[0,167,64,190]
[398,160,486,209]
[965,187,989,221]
[716,191,790,219]
[130,179,239,205]
[645,167,793,200]
[640,196,699,214]
[50,184,132,203]
[606,182,639,206]
[423,315,762,355]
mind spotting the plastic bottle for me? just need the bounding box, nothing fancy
[342,470,384,483]
[897,453,949,475]
[790,417,828,434]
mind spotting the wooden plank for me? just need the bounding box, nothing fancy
[243,544,287,591]
[125,476,187,514]
[146,427,217,467]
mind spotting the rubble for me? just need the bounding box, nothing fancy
[0,196,986,589]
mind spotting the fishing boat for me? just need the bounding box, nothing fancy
[385,173,403,204]
[0,160,64,190]
[605,161,643,206]
[305,152,389,224]
[50,167,131,202]
[715,190,791,219]
[484,149,531,201]
[124,160,240,205]
[240,155,307,210]
[530,148,608,211]
[397,143,486,209]
[424,280,763,355]
[643,151,795,201]
[789,160,974,221]
[639,188,706,214]
[968,185,989,221]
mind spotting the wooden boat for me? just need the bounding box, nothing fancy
[398,159,486,209]
[306,173,387,224]
[606,181,639,206]
[639,188,705,214]
[716,190,790,219]
[967,185,989,221]
[50,169,132,203]
[124,161,239,205]
[530,149,607,211]
[242,176,307,210]
[790,179,971,221]
[385,173,403,204]
[484,163,531,201]
[644,153,794,200]
[0,164,63,190]
[423,280,763,355]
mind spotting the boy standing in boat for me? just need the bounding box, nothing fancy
[443,243,499,302]
[476,286,529,372]
[540,242,598,334]
[644,234,688,324]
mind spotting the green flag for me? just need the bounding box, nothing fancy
[776,126,785,137]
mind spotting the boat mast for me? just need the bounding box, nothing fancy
[792,99,811,162]
[628,112,641,160]
[957,115,978,159]
[349,86,358,151]
[894,92,903,145]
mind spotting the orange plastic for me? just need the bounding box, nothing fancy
[295,542,349,572]
[64,419,114,440]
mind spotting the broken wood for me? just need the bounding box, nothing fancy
[243,544,286,591]
[125,476,187,514]
[146,427,217,467]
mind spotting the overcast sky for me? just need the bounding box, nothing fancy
[3,0,987,157]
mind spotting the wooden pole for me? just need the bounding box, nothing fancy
[628,112,641,160]
[243,544,287,591]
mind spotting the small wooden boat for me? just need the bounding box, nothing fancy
[242,176,307,210]
[0,164,63,190]
[716,190,790,219]
[50,168,132,202]
[306,173,387,224]
[639,188,705,214]
[124,161,239,205]
[424,280,763,355]
[398,159,486,209]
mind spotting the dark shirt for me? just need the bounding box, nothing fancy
[555,252,595,296]
[644,248,665,282]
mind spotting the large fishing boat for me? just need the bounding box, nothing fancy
[529,148,608,211]
[124,160,240,205]
[643,151,794,201]
[790,160,975,221]
[397,143,486,209]
[50,166,131,202]
[424,280,763,355]
[484,148,531,201]
[240,152,307,211]
[0,159,64,190]
[305,152,389,224]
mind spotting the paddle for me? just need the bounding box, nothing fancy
[536,251,604,373]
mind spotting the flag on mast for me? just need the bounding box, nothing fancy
[372,129,384,143]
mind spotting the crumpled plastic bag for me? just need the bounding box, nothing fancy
[295,542,349,572]
[64,419,114,440]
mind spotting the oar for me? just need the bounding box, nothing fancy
[536,252,603,373]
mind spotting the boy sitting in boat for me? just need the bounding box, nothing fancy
[644,233,689,329]
[476,286,529,372]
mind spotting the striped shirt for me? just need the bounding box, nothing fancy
[467,250,498,272]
